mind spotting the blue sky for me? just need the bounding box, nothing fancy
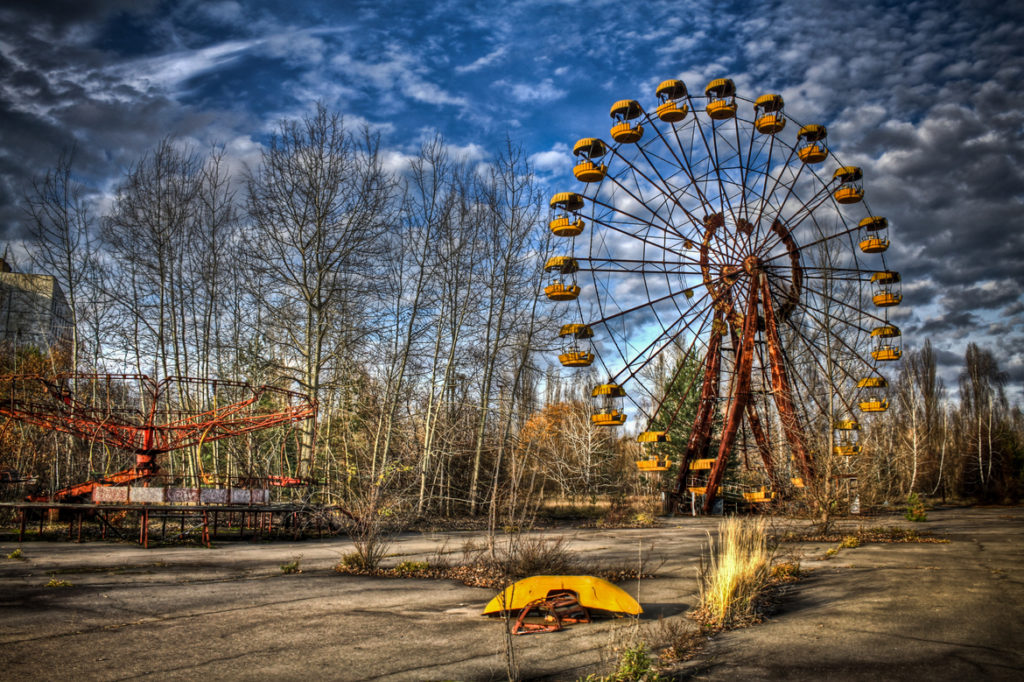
[1,0,1023,398]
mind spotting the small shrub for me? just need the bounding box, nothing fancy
[631,511,656,527]
[280,556,302,574]
[839,536,861,549]
[395,560,429,574]
[824,547,838,558]
[337,552,368,571]
[45,577,72,588]
[505,534,581,579]
[586,641,662,682]
[905,492,928,522]
[769,561,800,582]
[654,617,705,664]
[7,548,24,560]
[695,517,772,629]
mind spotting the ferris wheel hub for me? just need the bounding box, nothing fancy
[742,255,762,275]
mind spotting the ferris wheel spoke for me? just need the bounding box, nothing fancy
[602,153,695,241]
[612,303,714,395]
[788,277,891,329]
[610,143,706,236]
[587,276,718,330]
[756,190,845,256]
[651,315,719,430]
[782,314,864,414]
[760,221,864,266]
[587,204,693,260]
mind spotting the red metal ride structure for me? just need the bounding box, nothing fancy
[0,374,316,501]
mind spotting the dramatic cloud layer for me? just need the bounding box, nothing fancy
[1,0,1022,396]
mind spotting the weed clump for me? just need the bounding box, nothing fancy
[280,556,302,574]
[695,517,772,629]
[394,560,429,575]
[586,641,662,682]
[45,577,72,588]
[7,548,25,560]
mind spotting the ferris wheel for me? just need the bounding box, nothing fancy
[543,77,902,512]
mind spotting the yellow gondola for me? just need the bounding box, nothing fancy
[833,419,861,456]
[704,78,736,120]
[558,323,594,367]
[833,166,864,204]
[591,383,626,426]
[871,325,902,361]
[870,270,902,307]
[742,486,776,503]
[797,124,828,163]
[572,138,608,183]
[549,192,585,237]
[858,216,889,254]
[636,431,670,471]
[544,256,580,301]
[609,99,644,143]
[857,376,889,413]
[655,79,689,122]
[753,94,785,134]
[689,458,715,470]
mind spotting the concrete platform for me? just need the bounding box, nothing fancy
[0,507,1021,680]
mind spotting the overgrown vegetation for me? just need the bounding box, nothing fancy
[694,517,773,629]
[585,641,662,682]
[280,556,302,574]
[777,525,948,544]
[45,577,72,588]
[334,533,651,590]
[7,548,24,560]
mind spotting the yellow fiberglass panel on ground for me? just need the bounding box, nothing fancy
[481,575,642,615]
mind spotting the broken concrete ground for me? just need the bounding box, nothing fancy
[1,507,1022,680]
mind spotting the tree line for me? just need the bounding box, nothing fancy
[3,103,1022,515]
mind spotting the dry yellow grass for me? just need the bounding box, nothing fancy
[696,516,772,629]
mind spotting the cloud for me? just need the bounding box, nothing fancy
[529,143,570,174]
[455,45,507,74]
[498,78,566,103]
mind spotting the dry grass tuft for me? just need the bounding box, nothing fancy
[694,516,773,629]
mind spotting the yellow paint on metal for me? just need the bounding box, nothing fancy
[592,383,626,398]
[482,575,643,615]
[559,323,594,339]
[859,216,888,231]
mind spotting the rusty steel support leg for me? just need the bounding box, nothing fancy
[745,402,779,488]
[19,508,26,542]
[703,283,761,513]
[213,511,219,539]
[671,323,724,503]
[760,274,813,480]
[77,513,83,543]
[202,510,210,547]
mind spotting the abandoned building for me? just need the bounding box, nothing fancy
[0,256,73,362]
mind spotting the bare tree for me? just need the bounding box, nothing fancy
[23,148,101,372]
[244,105,397,478]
